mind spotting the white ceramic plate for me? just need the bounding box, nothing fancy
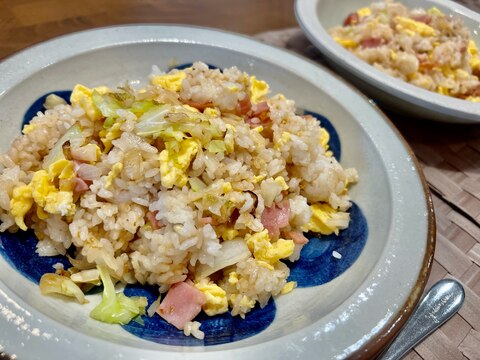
[295,0,480,123]
[0,25,434,359]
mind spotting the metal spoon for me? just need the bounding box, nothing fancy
[379,279,465,360]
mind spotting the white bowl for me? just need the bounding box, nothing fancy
[0,25,434,359]
[295,0,480,123]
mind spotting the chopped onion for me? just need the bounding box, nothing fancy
[39,273,88,304]
[70,269,101,285]
[70,144,99,162]
[43,124,85,168]
[196,239,250,279]
[76,163,102,180]
[147,295,162,317]
[44,94,67,110]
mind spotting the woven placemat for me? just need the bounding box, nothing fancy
[255,2,480,359]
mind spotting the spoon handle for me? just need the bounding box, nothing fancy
[379,279,465,360]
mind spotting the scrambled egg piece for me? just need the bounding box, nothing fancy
[229,294,256,312]
[228,271,239,285]
[194,279,228,316]
[245,229,295,265]
[224,124,236,153]
[105,163,123,189]
[203,107,220,117]
[395,16,436,37]
[333,37,358,48]
[222,227,239,241]
[281,281,296,295]
[70,84,110,121]
[151,71,186,92]
[436,86,449,96]
[303,203,349,235]
[357,7,371,17]
[427,7,444,16]
[252,174,266,183]
[274,131,291,150]
[274,176,289,191]
[466,96,480,102]
[320,128,330,150]
[249,76,269,104]
[22,123,37,134]
[159,139,199,188]
[99,123,122,153]
[10,184,33,230]
[23,160,77,218]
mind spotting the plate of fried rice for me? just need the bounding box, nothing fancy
[0,25,434,359]
[296,0,480,123]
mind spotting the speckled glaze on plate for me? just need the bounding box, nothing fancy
[0,25,434,359]
[295,0,480,123]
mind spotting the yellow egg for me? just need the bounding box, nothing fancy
[333,37,358,49]
[395,16,436,37]
[100,123,122,153]
[436,86,449,95]
[182,104,200,113]
[48,159,74,180]
[224,124,236,154]
[274,131,291,150]
[304,203,349,235]
[222,182,232,193]
[274,176,289,191]
[427,7,444,16]
[43,191,75,216]
[222,227,239,241]
[228,272,239,285]
[10,184,33,231]
[281,281,296,295]
[159,139,199,188]
[468,40,478,56]
[229,294,255,311]
[319,128,330,150]
[245,230,295,264]
[194,280,228,316]
[70,84,109,121]
[357,7,371,17]
[470,56,480,73]
[203,107,220,117]
[252,174,266,183]
[466,96,480,102]
[249,76,269,104]
[150,71,186,92]
[22,123,37,134]
[105,163,123,189]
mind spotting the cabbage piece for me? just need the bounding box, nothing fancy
[39,273,88,304]
[42,124,84,168]
[196,239,251,279]
[92,91,122,118]
[90,266,147,325]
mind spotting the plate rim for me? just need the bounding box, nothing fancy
[294,0,480,124]
[0,24,436,359]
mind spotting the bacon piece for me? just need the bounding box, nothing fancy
[147,211,164,230]
[251,101,269,116]
[285,231,309,245]
[236,97,252,115]
[360,37,382,48]
[343,12,360,26]
[199,216,213,225]
[411,14,431,24]
[157,282,206,330]
[261,202,290,237]
[184,100,214,112]
[74,177,90,194]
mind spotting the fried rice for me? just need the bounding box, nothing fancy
[330,0,480,101]
[0,61,358,338]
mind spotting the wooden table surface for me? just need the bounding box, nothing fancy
[1,1,480,360]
